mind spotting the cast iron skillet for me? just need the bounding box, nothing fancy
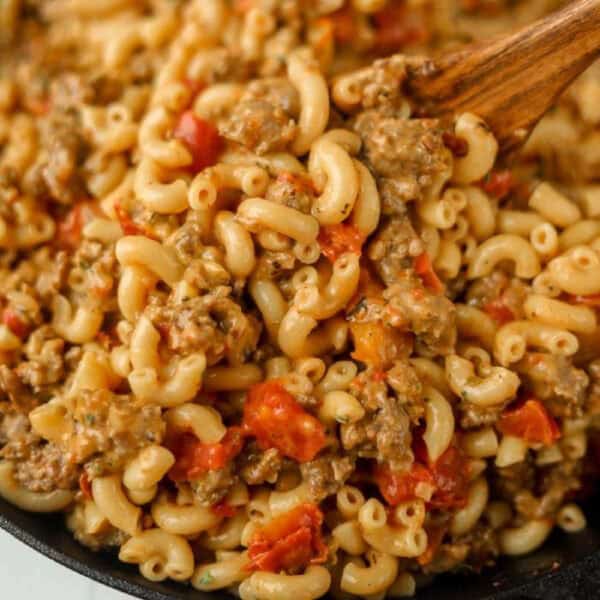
[1,496,600,600]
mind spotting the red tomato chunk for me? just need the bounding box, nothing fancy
[247,503,328,572]
[79,472,93,500]
[484,298,515,325]
[497,398,560,445]
[481,169,515,200]
[2,308,29,338]
[414,252,444,294]
[428,444,470,509]
[114,201,156,239]
[172,111,223,173]
[318,223,364,263]
[168,427,245,481]
[56,202,99,250]
[243,381,327,463]
[376,440,469,509]
[375,462,434,506]
[211,500,237,518]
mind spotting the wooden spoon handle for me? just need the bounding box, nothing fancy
[408,0,600,151]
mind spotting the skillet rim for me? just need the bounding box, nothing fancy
[2,500,600,600]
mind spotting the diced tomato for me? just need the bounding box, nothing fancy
[211,500,238,518]
[567,293,600,308]
[318,223,364,264]
[2,308,29,338]
[247,504,328,573]
[483,297,515,325]
[243,381,327,463]
[172,111,223,173]
[372,370,386,382]
[480,170,516,200]
[377,439,469,510]
[56,202,99,250]
[375,462,435,506]
[168,427,245,482]
[114,201,156,239]
[442,132,469,157]
[56,205,84,250]
[372,1,429,53]
[418,524,446,566]
[428,444,470,509]
[349,321,411,369]
[328,6,357,45]
[79,472,93,500]
[497,398,561,446]
[414,252,444,294]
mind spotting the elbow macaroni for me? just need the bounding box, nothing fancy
[1,4,596,597]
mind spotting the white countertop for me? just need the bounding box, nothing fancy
[0,529,135,599]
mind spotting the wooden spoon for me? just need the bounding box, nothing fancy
[406,0,600,153]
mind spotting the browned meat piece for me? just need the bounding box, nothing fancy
[515,460,582,519]
[515,353,589,418]
[0,365,39,413]
[465,270,528,320]
[367,217,424,285]
[386,360,425,422]
[72,523,128,552]
[493,458,536,502]
[239,444,283,485]
[459,524,500,568]
[34,249,70,300]
[67,389,165,475]
[193,48,252,85]
[10,441,79,492]
[220,100,297,155]
[377,177,418,216]
[384,282,457,357]
[190,464,237,507]
[50,73,96,109]
[16,326,65,389]
[586,358,600,415]
[354,111,452,203]
[146,292,261,366]
[1,402,79,493]
[539,459,582,505]
[265,172,315,214]
[341,394,412,472]
[350,55,413,112]
[253,251,296,282]
[0,405,30,445]
[300,453,354,502]
[25,111,89,204]
[422,542,470,575]
[242,78,300,116]
[459,402,505,429]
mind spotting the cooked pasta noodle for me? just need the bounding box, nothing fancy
[0,2,597,596]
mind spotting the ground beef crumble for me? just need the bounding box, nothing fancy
[354,111,452,204]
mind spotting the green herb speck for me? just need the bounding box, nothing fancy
[198,571,214,586]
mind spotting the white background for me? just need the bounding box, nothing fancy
[0,529,135,599]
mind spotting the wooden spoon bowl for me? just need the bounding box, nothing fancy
[406,0,600,152]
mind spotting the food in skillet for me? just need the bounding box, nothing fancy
[1,0,600,597]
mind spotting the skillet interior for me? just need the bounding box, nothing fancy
[2,496,600,600]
